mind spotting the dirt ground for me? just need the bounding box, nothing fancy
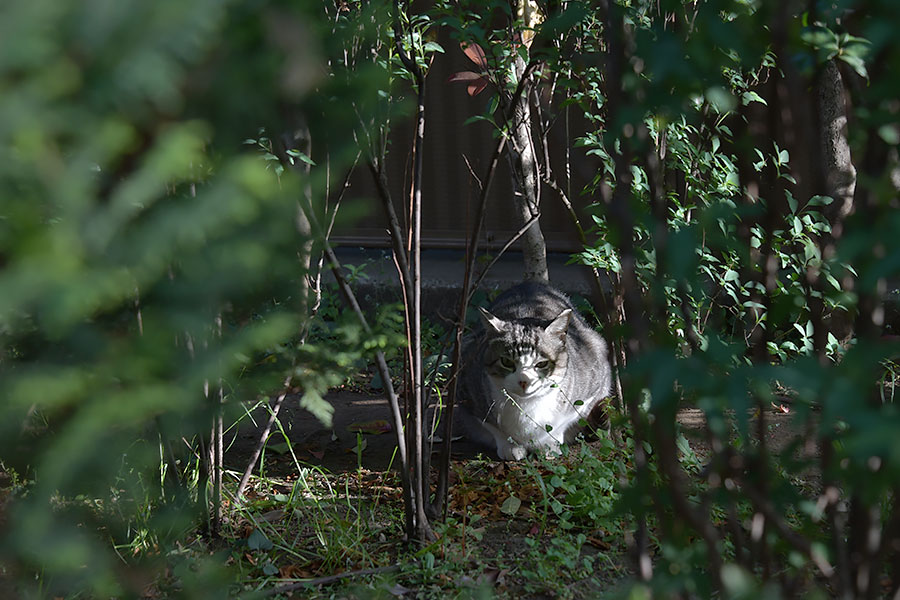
[221,391,809,598]
[225,390,802,477]
[225,390,492,475]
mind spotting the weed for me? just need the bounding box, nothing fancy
[228,466,405,591]
[525,436,628,536]
[519,533,595,598]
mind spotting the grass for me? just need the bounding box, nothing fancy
[1,388,840,599]
[198,430,635,599]
[88,426,634,598]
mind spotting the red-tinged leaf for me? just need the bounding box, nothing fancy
[467,79,489,96]
[447,71,490,96]
[310,449,325,460]
[347,419,392,435]
[461,42,488,69]
[528,523,540,536]
[448,70,485,82]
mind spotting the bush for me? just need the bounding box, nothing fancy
[0,1,370,595]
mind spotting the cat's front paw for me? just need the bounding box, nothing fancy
[498,444,527,461]
[544,443,564,457]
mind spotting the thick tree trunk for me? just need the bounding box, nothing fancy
[509,56,549,282]
[815,60,857,343]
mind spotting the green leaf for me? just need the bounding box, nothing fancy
[721,564,755,596]
[247,529,273,551]
[289,150,316,166]
[706,86,736,112]
[808,195,833,207]
[500,495,521,516]
[787,193,798,215]
[300,389,333,427]
[266,441,292,455]
[741,90,767,106]
[878,125,900,145]
[463,114,497,127]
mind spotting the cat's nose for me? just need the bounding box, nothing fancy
[519,380,528,391]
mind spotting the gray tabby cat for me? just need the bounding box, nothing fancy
[456,282,612,460]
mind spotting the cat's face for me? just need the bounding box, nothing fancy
[479,307,570,397]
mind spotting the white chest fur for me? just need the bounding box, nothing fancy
[489,379,571,449]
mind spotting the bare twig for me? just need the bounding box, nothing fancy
[467,212,541,296]
[259,564,402,597]
[432,53,545,518]
[235,381,290,500]
[461,154,483,190]
[543,174,625,413]
[597,0,653,581]
[323,242,414,536]
[434,131,510,519]
[740,478,837,581]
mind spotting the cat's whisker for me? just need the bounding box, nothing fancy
[456,282,612,460]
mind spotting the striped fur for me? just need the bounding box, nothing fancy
[456,282,612,460]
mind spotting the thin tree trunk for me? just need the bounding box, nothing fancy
[508,56,549,282]
[815,59,856,343]
[408,71,430,543]
[210,314,224,537]
[235,127,319,500]
[598,0,653,580]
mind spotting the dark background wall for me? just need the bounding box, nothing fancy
[334,31,598,252]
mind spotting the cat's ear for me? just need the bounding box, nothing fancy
[478,307,505,334]
[545,309,571,341]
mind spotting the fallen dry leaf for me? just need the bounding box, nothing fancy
[588,536,612,550]
[258,509,285,523]
[480,567,509,586]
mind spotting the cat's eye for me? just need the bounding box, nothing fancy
[499,357,516,369]
[535,360,551,370]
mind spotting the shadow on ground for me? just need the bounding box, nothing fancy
[225,390,802,477]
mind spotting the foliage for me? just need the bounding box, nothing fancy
[541,0,900,596]
[4,0,900,597]
[527,437,625,533]
[0,0,373,596]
